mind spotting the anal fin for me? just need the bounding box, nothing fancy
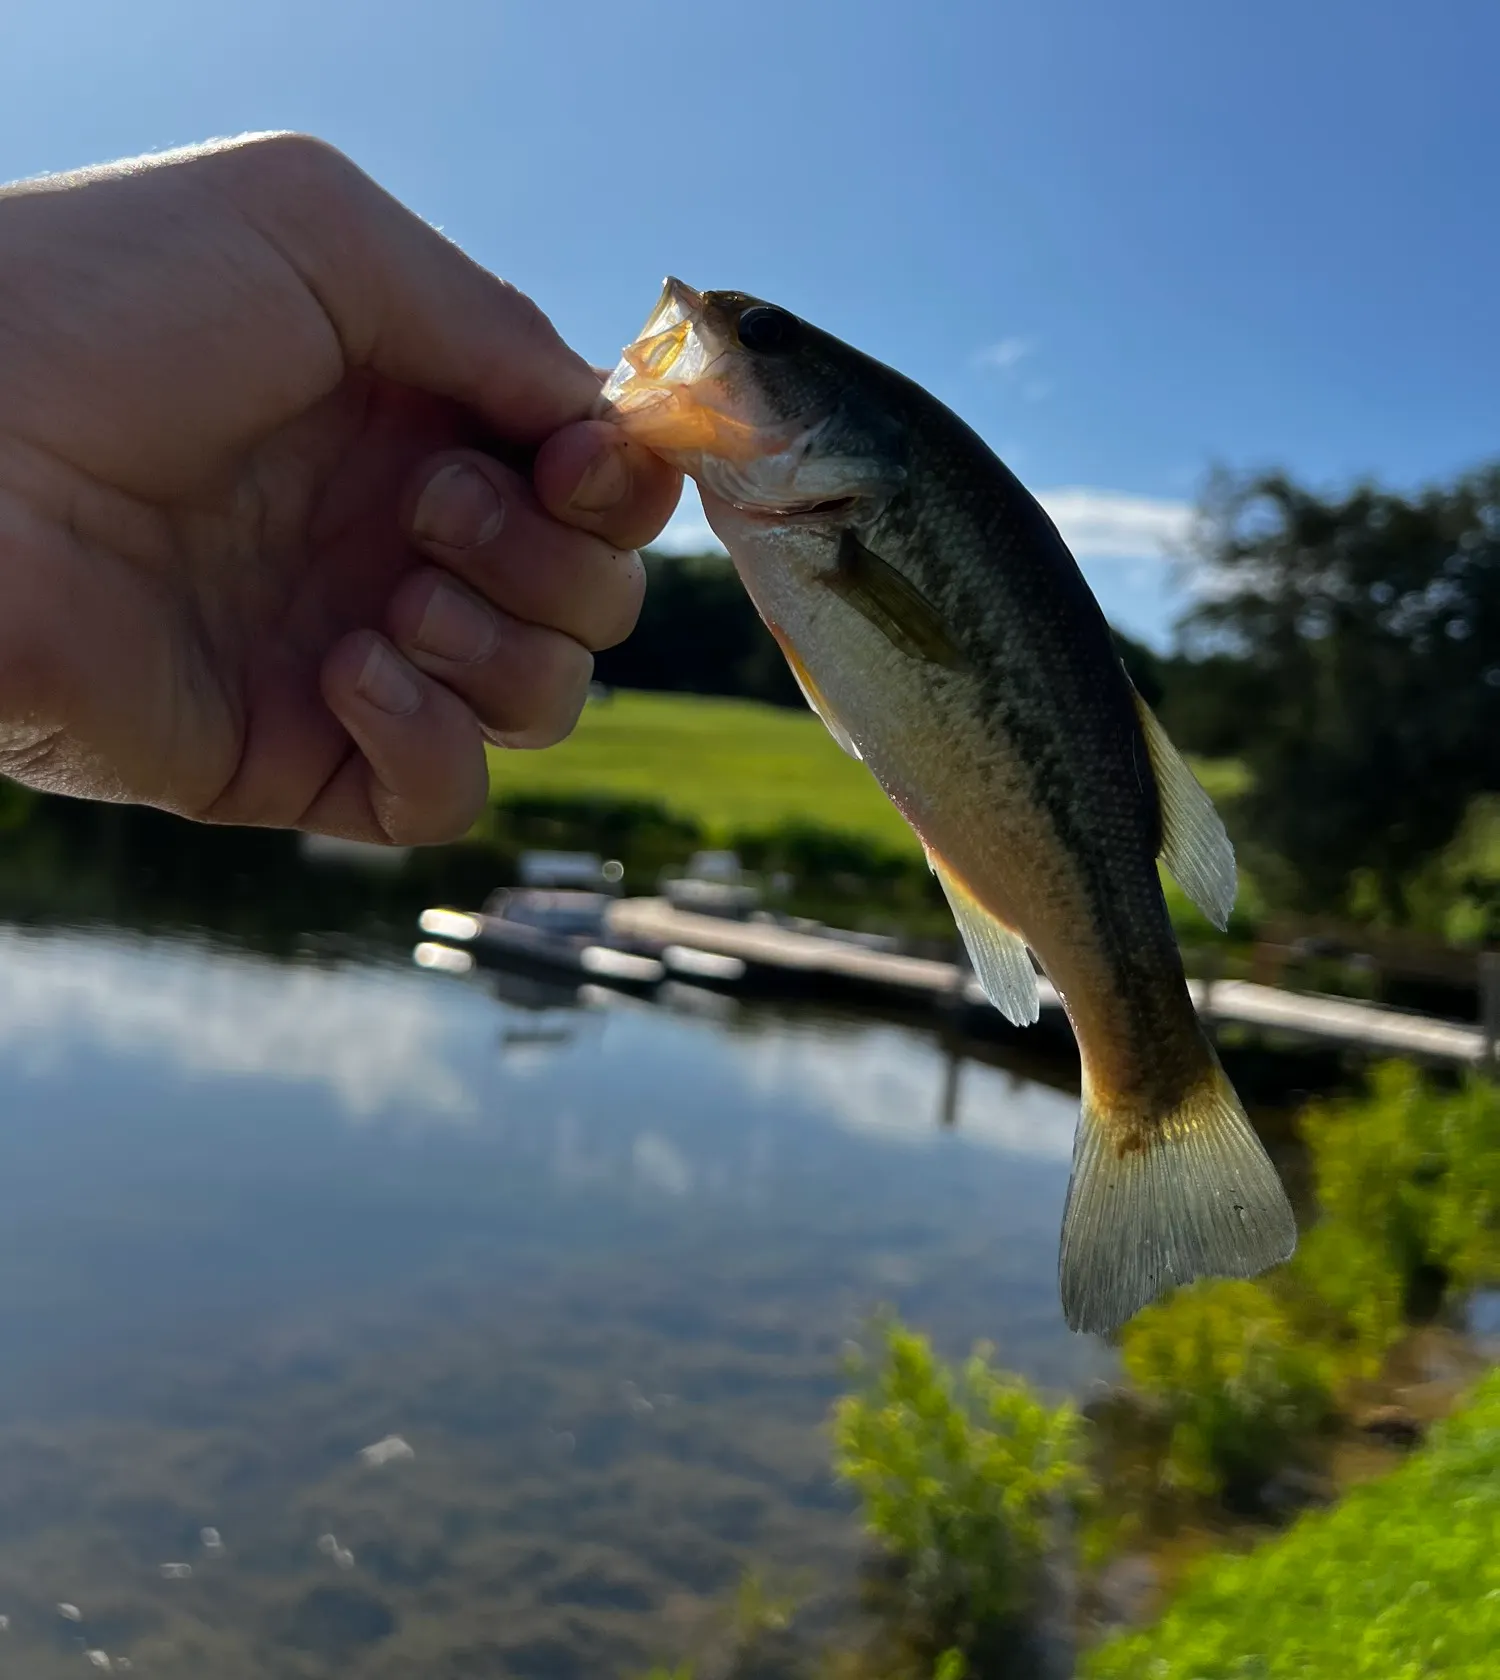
[1131,687,1238,931]
[928,849,1039,1027]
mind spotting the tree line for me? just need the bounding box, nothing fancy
[599,464,1500,937]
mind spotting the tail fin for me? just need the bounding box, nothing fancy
[1058,1053,1297,1335]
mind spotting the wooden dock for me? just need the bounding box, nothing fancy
[609,898,1490,1069]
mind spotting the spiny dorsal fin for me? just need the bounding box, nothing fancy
[1131,687,1237,931]
[927,847,1039,1027]
[825,530,967,670]
[777,635,861,760]
[1059,1051,1297,1334]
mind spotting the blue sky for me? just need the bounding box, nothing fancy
[2,0,1496,644]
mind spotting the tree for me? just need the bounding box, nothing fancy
[1179,465,1500,920]
[593,549,803,708]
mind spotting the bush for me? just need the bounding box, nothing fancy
[0,774,34,832]
[1298,1061,1500,1321]
[483,791,704,888]
[1119,1281,1334,1506]
[1278,1220,1405,1383]
[1081,1366,1500,1678]
[729,820,945,922]
[831,1316,1092,1657]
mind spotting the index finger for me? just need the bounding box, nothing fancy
[206,133,602,442]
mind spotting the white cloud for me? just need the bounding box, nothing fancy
[1037,488,1193,561]
[0,927,477,1119]
[730,1024,1076,1163]
[644,464,1193,573]
[632,1130,695,1196]
[976,336,1035,372]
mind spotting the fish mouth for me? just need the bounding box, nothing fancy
[599,278,808,465]
[600,276,712,409]
[607,277,705,390]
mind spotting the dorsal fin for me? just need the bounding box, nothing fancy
[1131,687,1237,931]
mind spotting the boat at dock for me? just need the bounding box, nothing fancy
[418,889,667,993]
[659,851,763,920]
[415,885,1492,1074]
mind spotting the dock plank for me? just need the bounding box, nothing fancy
[609,899,1487,1067]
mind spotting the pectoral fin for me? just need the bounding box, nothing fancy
[1131,688,1238,931]
[824,530,967,670]
[927,848,1039,1027]
[775,635,861,760]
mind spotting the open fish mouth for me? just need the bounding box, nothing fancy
[600,276,715,411]
[598,279,814,467]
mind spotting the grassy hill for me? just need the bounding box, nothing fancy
[486,689,921,850]
[488,689,1249,849]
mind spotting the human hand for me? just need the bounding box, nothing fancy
[0,134,680,843]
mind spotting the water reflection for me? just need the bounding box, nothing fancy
[0,920,1109,1677]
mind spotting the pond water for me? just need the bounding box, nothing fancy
[0,913,1115,1678]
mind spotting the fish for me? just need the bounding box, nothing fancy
[598,280,1297,1334]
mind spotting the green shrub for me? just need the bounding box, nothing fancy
[1298,1061,1500,1321]
[1081,1366,1500,1679]
[1119,1281,1334,1505]
[482,791,704,888]
[831,1316,1091,1654]
[1300,1062,1447,1305]
[0,775,33,833]
[1278,1220,1405,1382]
[729,819,946,927]
[1424,1074,1500,1289]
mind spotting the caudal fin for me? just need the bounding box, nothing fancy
[1058,1054,1297,1335]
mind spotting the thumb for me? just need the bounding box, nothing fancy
[206,133,601,443]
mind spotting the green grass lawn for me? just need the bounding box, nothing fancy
[1083,1365,1500,1678]
[485,689,1256,936]
[487,689,921,851]
[489,688,1247,846]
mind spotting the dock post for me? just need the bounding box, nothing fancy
[1481,951,1500,1080]
[937,1039,964,1130]
[1198,945,1221,1042]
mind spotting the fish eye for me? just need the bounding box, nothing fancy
[736,306,799,354]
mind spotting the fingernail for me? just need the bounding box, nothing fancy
[414,580,499,663]
[567,446,630,515]
[413,462,504,549]
[356,640,421,716]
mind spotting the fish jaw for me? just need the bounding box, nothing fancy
[599,276,773,469]
[599,283,904,516]
[599,276,704,404]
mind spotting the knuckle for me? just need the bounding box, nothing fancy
[204,133,369,253]
[234,132,357,196]
[496,280,560,350]
[469,282,579,407]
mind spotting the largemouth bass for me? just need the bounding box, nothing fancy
[599,279,1296,1333]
